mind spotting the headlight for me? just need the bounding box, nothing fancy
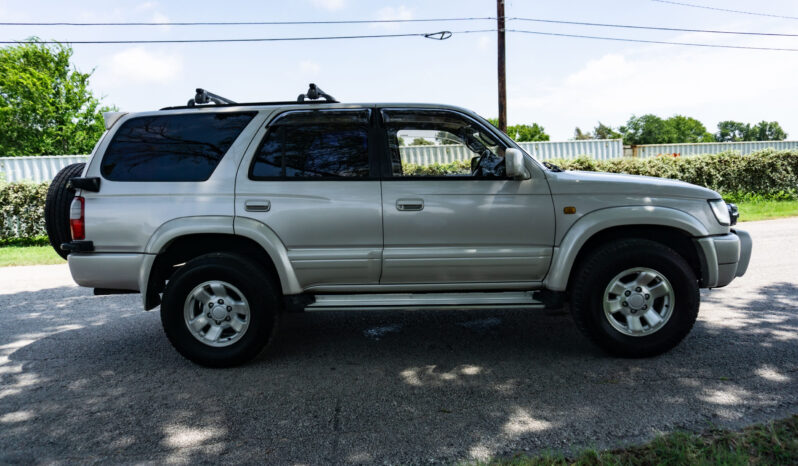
[708,199,730,226]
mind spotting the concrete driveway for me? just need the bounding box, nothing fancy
[1,218,797,464]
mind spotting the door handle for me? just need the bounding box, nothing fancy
[244,200,271,212]
[396,199,424,211]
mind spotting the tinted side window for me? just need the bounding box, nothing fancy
[101,112,255,181]
[250,109,371,179]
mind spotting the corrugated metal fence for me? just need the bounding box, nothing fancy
[631,140,798,158]
[398,139,622,165]
[0,155,88,183]
[3,139,798,182]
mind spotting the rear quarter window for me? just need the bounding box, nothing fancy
[101,112,255,181]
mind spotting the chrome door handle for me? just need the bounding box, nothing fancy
[396,199,424,211]
[244,200,271,212]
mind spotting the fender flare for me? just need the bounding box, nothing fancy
[543,206,708,291]
[138,216,302,309]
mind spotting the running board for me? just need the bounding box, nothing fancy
[305,291,546,311]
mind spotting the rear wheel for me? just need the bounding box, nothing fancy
[44,163,86,259]
[160,253,280,367]
[570,239,699,357]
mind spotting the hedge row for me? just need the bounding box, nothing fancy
[0,181,49,239]
[406,149,798,200]
[1,150,796,240]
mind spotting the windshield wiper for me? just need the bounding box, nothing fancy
[543,161,563,172]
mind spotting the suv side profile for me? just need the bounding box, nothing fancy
[47,86,752,367]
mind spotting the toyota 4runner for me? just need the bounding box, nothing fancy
[44,85,752,367]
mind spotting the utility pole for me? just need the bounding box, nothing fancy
[497,0,507,133]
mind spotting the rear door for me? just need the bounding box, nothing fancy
[235,108,383,290]
[377,108,554,286]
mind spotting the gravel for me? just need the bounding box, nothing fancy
[1,218,797,464]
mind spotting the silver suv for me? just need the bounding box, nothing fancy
[46,85,752,367]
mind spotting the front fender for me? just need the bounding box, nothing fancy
[543,206,709,291]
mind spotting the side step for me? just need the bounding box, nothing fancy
[305,291,546,311]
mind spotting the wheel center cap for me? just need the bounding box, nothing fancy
[627,294,646,309]
[211,306,227,320]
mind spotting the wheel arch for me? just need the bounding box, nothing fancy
[140,217,301,310]
[544,206,708,292]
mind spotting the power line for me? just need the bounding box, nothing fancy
[510,29,798,52]
[650,0,798,20]
[0,30,484,44]
[0,17,495,26]
[512,17,798,38]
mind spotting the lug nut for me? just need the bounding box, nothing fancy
[227,306,232,311]
[642,304,648,310]
[624,290,631,296]
[217,299,224,304]
[225,316,231,321]
[622,301,628,307]
[631,309,637,314]
[635,287,642,292]
[207,312,212,317]
[644,294,650,299]
[208,303,213,308]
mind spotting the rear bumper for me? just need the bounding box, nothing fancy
[695,229,752,288]
[67,253,147,291]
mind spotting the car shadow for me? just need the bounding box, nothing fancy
[1,282,797,463]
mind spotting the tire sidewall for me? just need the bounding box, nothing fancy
[578,243,699,356]
[161,256,278,367]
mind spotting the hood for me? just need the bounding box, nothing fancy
[546,170,719,200]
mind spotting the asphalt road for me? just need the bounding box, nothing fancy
[1,218,797,465]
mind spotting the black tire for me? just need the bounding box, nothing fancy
[160,253,281,367]
[44,163,86,259]
[570,239,699,357]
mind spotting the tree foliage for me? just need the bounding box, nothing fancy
[619,114,714,145]
[593,122,622,140]
[716,120,787,142]
[487,118,550,142]
[0,40,113,156]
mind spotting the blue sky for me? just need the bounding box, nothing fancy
[2,0,798,140]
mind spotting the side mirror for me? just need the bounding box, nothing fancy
[505,148,531,180]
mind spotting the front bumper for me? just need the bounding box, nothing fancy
[695,229,752,288]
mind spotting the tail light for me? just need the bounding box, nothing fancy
[69,196,85,240]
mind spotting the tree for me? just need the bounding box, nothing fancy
[487,118,550,142]
[593,122,622,140]
[573,127,593,140]
[748,121,787,141]
[715,120,749,142]
[619,114,671,145]
[0,40,113,156]
[411,137,434,146]
[620,114,713,145]
[715,120,787,142]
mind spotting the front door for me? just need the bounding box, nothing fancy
[377,108,554,286]
[235,108,383,289]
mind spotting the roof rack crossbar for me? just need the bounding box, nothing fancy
[187,88,236,107]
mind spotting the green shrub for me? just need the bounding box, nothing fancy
[0,181,49,239]
[552,149,798,200]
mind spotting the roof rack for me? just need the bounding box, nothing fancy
[176,83,338,110]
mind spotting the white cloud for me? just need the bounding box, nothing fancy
[310,0,345,11]
[511,38,798,139]
[299,60,321,75]
[106,48,183,84]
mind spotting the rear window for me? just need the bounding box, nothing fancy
[101,112,255,181]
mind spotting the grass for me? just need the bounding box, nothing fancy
[736,199,798,222]
[0,245,64,267]
[484,415,798,465]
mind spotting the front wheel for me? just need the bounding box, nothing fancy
[160,253,280,367]
[570,239,700,357]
